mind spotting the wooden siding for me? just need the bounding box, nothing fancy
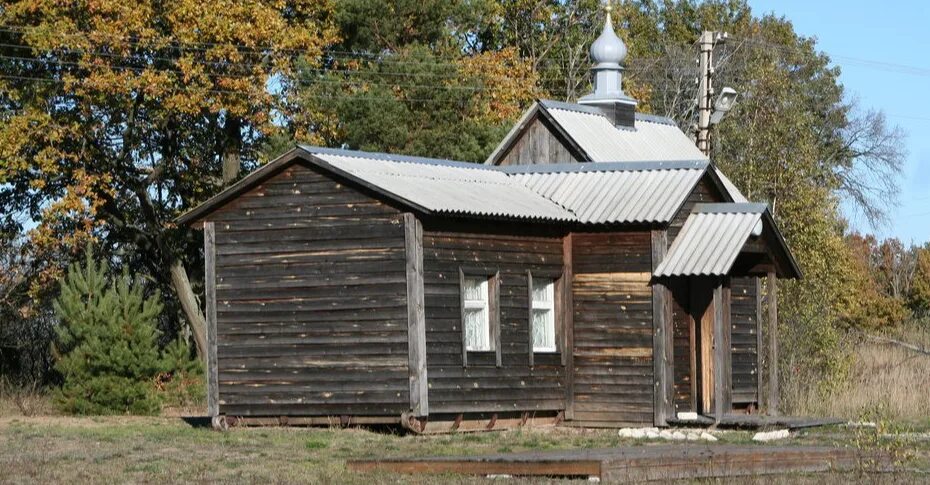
[670,280,694,412]
[497,115,581,166]
[731,277,759,404]
[208,163,411,417]
[668,175,725,242]
[421,230,567,415]
[571,233,654,425]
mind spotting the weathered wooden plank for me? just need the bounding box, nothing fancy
[526,270,535,368]
[459,267,468,368]
[756,276,764,408]
[650,229,673,427]
[404,213,429,416]
[204,222,219,417]
[768,271,779,415]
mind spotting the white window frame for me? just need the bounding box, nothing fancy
[530,277,557,353]
[463,276,491,352]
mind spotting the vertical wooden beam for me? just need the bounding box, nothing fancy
[712,280,726,422]
[722,278,732,414]
[755,277,764,410]
[562,233,575,420]
[651,229,674,426]
[526,270,535,367]
[767,271,779,416]
[203,222,219,418]
[404,214,428,416]
[459,268,468,368]
[688,282,698,413]
[491,271,502,368]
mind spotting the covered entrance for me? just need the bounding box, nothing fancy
[653,203,802,423]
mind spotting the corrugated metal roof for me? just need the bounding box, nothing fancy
[533,101,750,203]
[508,162,707,224]
[543,103,708,162]
[654,203,768,277]
[303,148,577,222]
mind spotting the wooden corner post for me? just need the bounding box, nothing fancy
[712,277,732,423]
[404,213,429,417]
[203,221,219,418]
[562,233,575,420]
[767,271,779,416]
[651,230,674,427]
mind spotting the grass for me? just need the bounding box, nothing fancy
[788,325,930,426]
[0,415,928,484]
[1,327,928,483]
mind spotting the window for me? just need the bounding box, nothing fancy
[531,278,557,352]
[463,276,491,351]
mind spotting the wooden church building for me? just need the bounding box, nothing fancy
[179,10,800,431]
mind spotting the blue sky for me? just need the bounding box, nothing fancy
[749,0,930,244]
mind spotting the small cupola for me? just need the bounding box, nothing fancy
[578,3,638,128]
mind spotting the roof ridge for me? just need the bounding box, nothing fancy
[500,160,708,174]
[299,145,502,172]
[693,202,769,214]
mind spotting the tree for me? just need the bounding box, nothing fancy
[0,1,339,358]
[910,245,930,319]
[53,251,164,415]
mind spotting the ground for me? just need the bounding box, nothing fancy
[0,415,928,484]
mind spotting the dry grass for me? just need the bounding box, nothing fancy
[788,326,930,425]
[0,379,54,418]
[0,415,927,484]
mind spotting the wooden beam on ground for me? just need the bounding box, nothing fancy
[348,445,890,482]
[767,271,779,416]
[203,221,219,417]
[650,229,674,427]
[403,213,428,417]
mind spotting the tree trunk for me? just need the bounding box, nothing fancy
[170,259,208,359]
[222,116,242,185]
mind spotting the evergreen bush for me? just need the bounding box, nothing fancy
[53,250,165,415]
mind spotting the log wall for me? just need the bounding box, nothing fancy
[421,228,567,415]
[730,277,759,405]
[207,163,411,417]
[571,232,654,425]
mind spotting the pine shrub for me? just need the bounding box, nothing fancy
[53,250,165,415]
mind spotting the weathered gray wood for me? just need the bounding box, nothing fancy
[571,232,654,426]
[491,271,503,368]
[459,267,468,368]
[204,221,219,417]
[722,279,732,412]
[526,270,535,367]
[767,272,779,415]
[712,283,724,421]
[562,234,575,420]
[651,229,674,427]
[756,277,764,408]
[404,213,428,416]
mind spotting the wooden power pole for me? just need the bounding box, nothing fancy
[696,31,726,156]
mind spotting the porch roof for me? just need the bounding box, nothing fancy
[654,203,802,279]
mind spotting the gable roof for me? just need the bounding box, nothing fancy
[177,146,719,227]
[308,148,575,222]
[654,203,802,279]
[505,161,707,224]
[486,100,749,203]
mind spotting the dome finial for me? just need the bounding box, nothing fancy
[590,2,627,68]
[579,0,637,121]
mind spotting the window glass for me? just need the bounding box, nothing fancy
[531,279,556,352]
[463,277,490,351]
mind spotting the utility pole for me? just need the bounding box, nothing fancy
[695,31,727,156]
